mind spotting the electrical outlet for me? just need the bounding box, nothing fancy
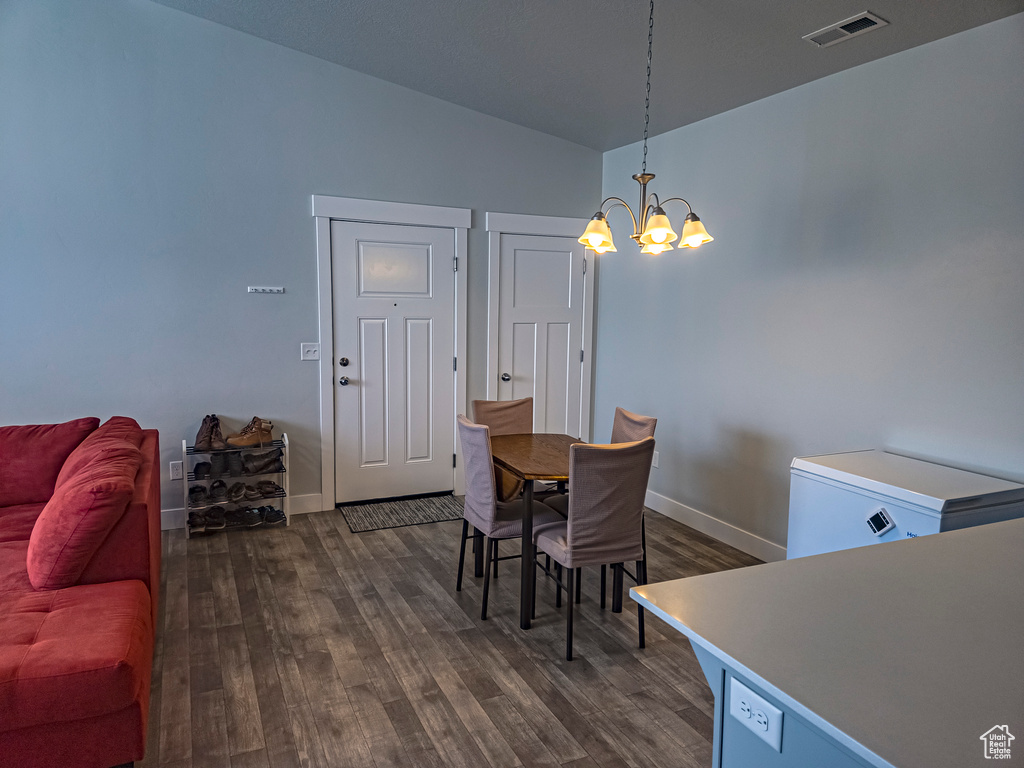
[652,450,659,468]
[169,461,183,480]
[729,677,783,751]
[300,342,320,361]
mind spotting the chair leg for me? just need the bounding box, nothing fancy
[601,564,607,609]
[612,563,623,613]
[636,558,646,649]
[482,538,495,620]
[493,539,499,578]
[531,547,538,620]
[456,520,469,591]
[555,564,562,608]
[566,566,575,661]
[575,567,582,604]
[473,528,484,577]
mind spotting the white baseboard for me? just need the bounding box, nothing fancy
[645,490,787,563]
[161,493,327,530]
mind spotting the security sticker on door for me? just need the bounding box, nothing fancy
[866,507,895,536]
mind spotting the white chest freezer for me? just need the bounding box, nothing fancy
[787,450,1024,559]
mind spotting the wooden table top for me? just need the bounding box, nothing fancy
[489,433,583,482]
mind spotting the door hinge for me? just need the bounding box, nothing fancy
[581,349,585,362]
[453,256,458,272]
[453,453,457,468]
[453,356,457,372]
[582,257,587,274]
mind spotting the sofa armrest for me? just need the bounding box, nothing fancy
[76,431,161,620]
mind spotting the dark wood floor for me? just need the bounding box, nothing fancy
[141,508,762,768]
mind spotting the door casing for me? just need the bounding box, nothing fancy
[485,212,594,441]
[314,195,471,506]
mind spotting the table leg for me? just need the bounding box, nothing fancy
[520,479,534,629]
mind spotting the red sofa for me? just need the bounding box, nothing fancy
[0,417,160,768]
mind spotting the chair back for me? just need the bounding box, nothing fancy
[472,397,533,436]
[610,407,657,443]
[457,415,498,533]
[565,437,655,567]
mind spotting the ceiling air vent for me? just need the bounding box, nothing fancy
[803,12,888,48]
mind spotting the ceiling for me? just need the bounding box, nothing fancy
[148,0,1024,151]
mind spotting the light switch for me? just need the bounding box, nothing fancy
[300,343,320,361]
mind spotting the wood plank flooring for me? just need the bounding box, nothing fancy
[140,508,761,768]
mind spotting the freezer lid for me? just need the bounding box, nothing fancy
[791,450,1024,513]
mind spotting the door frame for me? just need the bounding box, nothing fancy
[313,194,471,505]
[484,212,594,441]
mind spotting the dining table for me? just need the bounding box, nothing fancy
[489,432,582,629]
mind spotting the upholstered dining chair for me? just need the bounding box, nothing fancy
[546,407,658,609]
[455,415,561,620]
[610,406,658,444]
[533,437,656,660]
[472,397,533,502]
[609,406,657,607]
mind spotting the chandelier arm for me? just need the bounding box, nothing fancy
[658,197,695,216]
[599,198,640,235]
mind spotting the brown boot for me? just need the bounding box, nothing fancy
[194,415,213,451]
[209,414,227,450]
[226,416,274,447]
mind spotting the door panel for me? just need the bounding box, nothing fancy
[498,234,586,435]
[332,221,455,503]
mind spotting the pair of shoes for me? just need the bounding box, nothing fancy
[195,415,228,451]
[210,479,228,502]
[226,452,243,476]
[244,484,263,501]
[194,461,211,479]
[188,510,206,532]
[206,506,226,530]
[228,482,247,503]
[225,506,263,528]
[260,506,286,526]
[243,448,283,475]
[210,453,227,477]
[257,480,283,497]
[189,484,208,506]
[227,417,274,448]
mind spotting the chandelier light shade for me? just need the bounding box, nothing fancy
[578,0,714,256]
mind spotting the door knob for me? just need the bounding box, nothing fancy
[339,377,350,386]
[339,357,349,367]
[501,373,511,382]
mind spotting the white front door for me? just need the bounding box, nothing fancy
[331,220,456,503]
[493,232,590,437]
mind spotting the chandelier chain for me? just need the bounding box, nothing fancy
[641,0,654,175]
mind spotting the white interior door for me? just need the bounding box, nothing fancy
[495,233,589,436]
[331,220,455,503]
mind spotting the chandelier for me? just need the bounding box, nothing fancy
[578,0,713,255]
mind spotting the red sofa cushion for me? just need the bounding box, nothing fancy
[26,444,142,590]
[0,581,152,731]
[0,541,32,597]
[56,416,143,489]
[0,418,99,506]
[0,502,45,545]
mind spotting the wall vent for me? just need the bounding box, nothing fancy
[803,12,888,48]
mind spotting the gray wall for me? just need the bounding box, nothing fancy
[594,13,1024,551]
[0,0,600,511]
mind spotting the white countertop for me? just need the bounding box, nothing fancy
[632,518,1024,768]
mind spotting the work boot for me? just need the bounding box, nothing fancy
[243,448,283,474]
[226,417,274,448]
[194,415,213,452]
[210,452,227,478]
[209,415,227,450]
